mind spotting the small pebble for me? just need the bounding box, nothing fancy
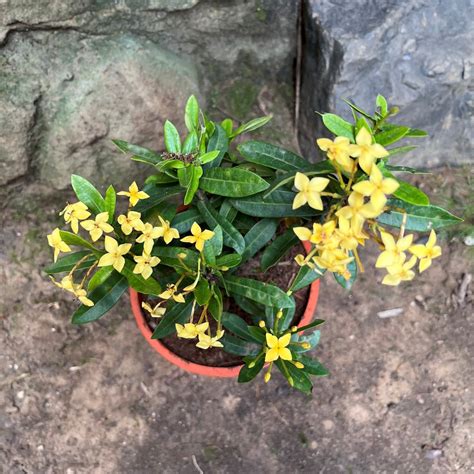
[17,390,25,400]
[378,308,404,318]
[425,449,442,460]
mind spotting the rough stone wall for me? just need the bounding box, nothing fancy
[299,0,473,167]
[0,0,298,191]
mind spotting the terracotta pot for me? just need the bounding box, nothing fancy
[130,240,320,378]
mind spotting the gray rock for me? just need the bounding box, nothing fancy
[299,0,473,167]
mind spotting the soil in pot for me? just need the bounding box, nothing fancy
[142,245,310,367]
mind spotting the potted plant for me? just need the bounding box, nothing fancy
[45,95,461,393]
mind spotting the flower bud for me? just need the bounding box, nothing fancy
[291,325,298,333]
[258,320,266,328]
[288,377,294,387]
[301,342,311,349]
[248,361,256,369]
[264,372,271,383]
[294,361,304,369]
[276,310,283,319]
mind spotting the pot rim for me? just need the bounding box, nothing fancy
[130,240,320,378]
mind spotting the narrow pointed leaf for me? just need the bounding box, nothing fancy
[44,251,95,274]
[164,120,181,153]
[71,175,106,214]
[112,139,162,166]
[241,219,278,263]
[261,229,299,271]
[151,300,193,339]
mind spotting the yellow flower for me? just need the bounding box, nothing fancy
[382,254,417,286]
[136,223,162,254]
[133,252,160,279]
[409,230,442,272]
[265,333,292,362]
[80,212,114,242]
[156,216,180,245]
[375,232,413,269]
[292,172,330,210]
[117,211,144,235]
[348,127,389,174]
[74,288,94,307]
[175,322,209,339]
[51,275,94,306]
[97,236,132,272]
[50,275,75,293]
[336,216,366,251]
[352,165,399,210]
[142,302,166,318]
[60,202,91,234]
[181,222,214,252]
[47,228,71,262]
[117,181,149,207]
[159,283,186,303]
[196,329,225,349]
[336,191,381,223]
[313,248,354,276]
[317,136,355,173]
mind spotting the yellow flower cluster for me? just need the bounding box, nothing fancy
[175,321,224,349]
[292,130,442,285]
[50,274,94,307]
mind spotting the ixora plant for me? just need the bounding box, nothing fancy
[45,95,461,393]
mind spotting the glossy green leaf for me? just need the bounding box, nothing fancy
[208,225,223,256]
[199,167,269,197]
[290,265,325,292]
[238,355,265,383]
[198,150,220,165]
[276,299,296,332]
[112,139,162,166]
[385,164,429,174]
[145,173,178,185]
[219,199,238,223]
[104,185,116,224]
[44,251,95,274]
[87,266,115,292]
[182,131,198,154]
[375,125,409,146]
[261,229,299,271]
[290,330,320,353]
[151,300,193,339]
[215,253,242,269]
[232,295,264,318]
[185,95,199,132]
[221,118,233,136]
[221,334,260,356]
[378,199,462,231]
[237,140,308,171]
[231,115,272,138]
[294,354,329,376]
[71,175,106,214]
[376,94,388,116]
[208,285,223,321]
[223,275,294,308]
[184,165,203,205]
[119,259,161,295]
[406,128,428,137]
[231,190,317,218]
[276,359,312,394]
[387,145,417,157]
[133,185,182,213]
[296,319,325,333]
[197,200,245,253]
[152,246,199,271]
[241,219,278,263]
[222,312,262,343]
[59,231,99,253]
[171,208,203,234]
[163,120,181,153]
[71,272,128,324]
[394,180,430,206]
[321,113,355,141]
[341,99,375,121]
[206,124,229,168]
[194,279,212,306]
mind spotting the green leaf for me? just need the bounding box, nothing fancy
[296,319,325,333]
[231,115,272,138]
[184,165,203,205]
[237,141,308,172]
[386,145,417,157]
[59,231,99,253]
[215,253,242,269]
[119,259,161,295]
[262,161,335,198]
[341,99,375,121]
[261,229,299,271]
[221,334,260,356]
[199,167,269,198]
[223,275,294,308]
[151,300,193,339]
[406,128,428,137]
[133,185,182,213]
[164,120,181,153]
[290,330,320,353]
[182,131,198,154]
[241,219,278,263]
[152,246,199,271]
[393,180,430,206]
[294,354,329,376]
[290,265,325,292]
[71,272,128,324]
[276,360,312,394]
[87,266,115,292]
[206,124,229,169]
[208,225,223,256]
[221,118,233,136]
[104,185,116,224]
[198,150,220,165]
[375,125,410,146]
[321,113,355,141]
[171,208,203,234]
[376,94,388,116]
[219,199,238,223]
[194,279,212,306]
[231,190,317,218]
[334,253,357,290]
[71,175,106,214]
[238,355,265,383]
[197,200,246,253]
[44,251,95,274]
[208,285,223,321]
[378,199,463,231]
[385,164,429,174]
[221,312,262,343]
[112,139,162,166]
[145,173,178,185]
[232,294,264,318]
[184,95,199,132]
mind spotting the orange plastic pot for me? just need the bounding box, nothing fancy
[130,240,320,378]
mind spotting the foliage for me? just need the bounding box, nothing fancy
[45,95,460,393]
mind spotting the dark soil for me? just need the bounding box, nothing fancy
[143,244,310,367]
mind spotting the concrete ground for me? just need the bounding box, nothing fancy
[1,168,473,473]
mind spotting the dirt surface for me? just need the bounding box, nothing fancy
[1,168,473,473]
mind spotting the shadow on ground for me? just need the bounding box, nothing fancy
[1,168,473,473]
